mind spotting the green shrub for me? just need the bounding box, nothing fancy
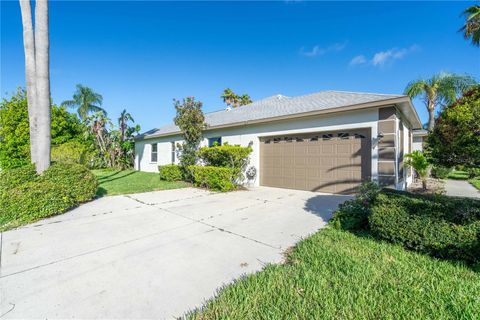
[159,164,183,181]
[0,180,75,230]
[51,140,93,166]
[330,182,381,230]
[0,164,37,194]
[40,163,98,203]
[197,145,252,183]
[188,165,235,192]
[0,163,98,230]
[369,191,480,264]
[431,165,453,179]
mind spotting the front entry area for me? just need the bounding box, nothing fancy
[259,129,372,194]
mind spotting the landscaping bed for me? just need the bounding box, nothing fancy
[93,169,188,196]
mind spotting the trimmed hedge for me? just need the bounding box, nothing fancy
[159,164,183,182]
[331,184,480,264]
[431,165,453,179]
[197,145,252,183]
[188,165,235,192]
[0,181,75,229]
[41,163,98,203]
[0,163,98,231]
[51,140,93,166]
[0,164,37,194]
[369,190,480,264]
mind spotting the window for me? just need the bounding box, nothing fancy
[171,142,175,164]
[208,137,222,147]
[151,143,158,162]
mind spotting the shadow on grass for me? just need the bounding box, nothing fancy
[96,187,108,197]
[98,171,137,184]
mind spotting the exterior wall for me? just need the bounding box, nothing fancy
[412,136,424,151]
[135,108,380,186]
[377,107,414,190]
[377,107,397,187]
[135,134,183,172]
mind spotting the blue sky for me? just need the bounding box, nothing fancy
[2,1,479,131]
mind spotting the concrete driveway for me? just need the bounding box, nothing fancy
[0,187,349,319]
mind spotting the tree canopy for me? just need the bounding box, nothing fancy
[62,84,106,120]
[0,89,84,169]
[404,73,476,131]
[173,97,206,173]
[221,88,252,108]
[460,5,480,47]
[427,85,480,169]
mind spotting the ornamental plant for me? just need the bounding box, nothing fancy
[197,144,253,183]
[405,151,429,190]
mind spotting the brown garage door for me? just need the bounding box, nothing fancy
[260,129,371,194]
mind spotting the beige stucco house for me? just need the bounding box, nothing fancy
[134,90,422,194]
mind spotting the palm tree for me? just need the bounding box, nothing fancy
[239,94,252,106]
[221,88,237,108]
[19,0,51,173]
[62,84,106,120]
[221,89,252,108]
[118,109,134,142]
[460,5,480,47]
[404,73,476,131]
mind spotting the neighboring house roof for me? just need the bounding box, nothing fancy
[136,90,422,140]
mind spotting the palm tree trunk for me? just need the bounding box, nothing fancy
[427,102,435,132]
[19,0,38,167]
[34,0,51,173]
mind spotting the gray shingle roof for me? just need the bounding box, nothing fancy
[137,90,405,139]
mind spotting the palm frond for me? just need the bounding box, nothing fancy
[403,79,427,98]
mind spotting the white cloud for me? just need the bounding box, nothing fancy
[349,55,367,66]
[351,45,420,67]
[300,41,347,57]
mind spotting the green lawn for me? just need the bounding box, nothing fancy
[93,169,188,196]
[188,228,480,319]
[447,170,469,180]
[469,178,480,190]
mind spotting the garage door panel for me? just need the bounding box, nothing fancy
[260,129,371,194]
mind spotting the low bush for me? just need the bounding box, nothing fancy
[0,163,98,231]
[0,164,37,194]
[197,145,252,183]
[41,163,98,203]
[188,165,235,192]
[331,183,480,264]
[159,164,183,182]
[0,180,75,230]
[51,140,94,167]
[330,182,380,231]
[369,190,480,264]
[431,165,453,179]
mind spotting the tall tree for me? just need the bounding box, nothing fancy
[118,109,133,142]
[460,5,480,47]
[404,73,476,131]
[221,88,252,108]
[19,0,51,173]
[62,84,106,120]
[173,97,206,178]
